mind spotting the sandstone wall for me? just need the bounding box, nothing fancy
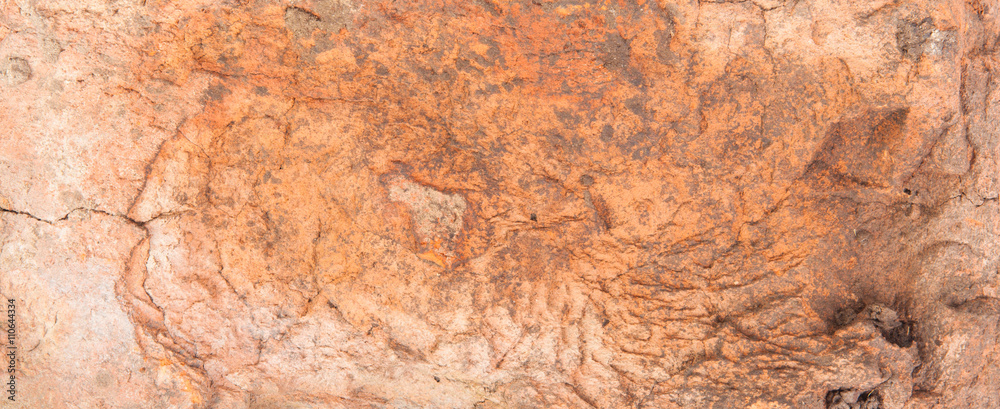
[1,0,998,408]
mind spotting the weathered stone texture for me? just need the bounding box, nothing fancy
[1,0,998,408]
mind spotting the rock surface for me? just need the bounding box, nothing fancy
[1,0,998,408]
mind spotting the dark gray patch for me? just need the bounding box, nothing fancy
[455,58,483,75]
[810,107,910,187]
[625,95,650,119]
[475,83,500,96]
[413,65,455,83]
[349,42,370,65]
[949,296,1000,315]
[465,40,504,71]
[579,174,594,187]
[545,132,584,156]
[631,146,651,160]
[262,171,282,184]
[857,389,882,409]
[833,305,859,327]
[881,321,915,348]
[596,31,646,83]
[653,10,677,64]
[374,63,390,76]
[624,128,658,160]
[501,77,523,91]
[480,39,504,67]
[477,0,501,16]
[655,29,675,63]
[599,33,631,72]
[623,67,646,87]
[3,56,31,86]
[254,86,269,95]
[202,84,231,102]
[554,109,579,126]
[590,194,614,230]
[825,389,882,409]
[600,124,615,142]
[896,17,933,59]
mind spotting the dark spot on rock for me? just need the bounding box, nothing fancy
[433,375,441,382]
[825,389,851,409]
[881,320,915,348]
[254,86,269,95]
[631,146,651,160]
[476,83,500,96]
[903,188,912,195]
[529,213,537,222]
[949,296,1000,315]
[591,194,614,230]
[600,124,615,142]
[625,129,657,160]
[625,95,649,119]
[833,306,858,327]
[855,229,872,244]
[478,39,504,67]
[579,174,594,187]
[825,388,881,409]
[857,389,883,409]
[202,84,230,103]
[876,109,908,143]
[623,67,646,87]
[655,28,675,63]
[455,58,483,75]
[262,171,283,184]
[387,338,424,361]
[599,33,630,72]
[554,109,580,126]
[476,0,501,16]
[414,65,455,83]
[813,107,910,187]
[897,17,934,59]
[3,56,31,86]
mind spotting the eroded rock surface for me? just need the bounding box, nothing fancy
[1,0,998,408]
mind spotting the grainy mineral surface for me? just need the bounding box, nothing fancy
[1,0,998,408]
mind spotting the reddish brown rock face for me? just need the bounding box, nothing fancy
[1,0,998,408]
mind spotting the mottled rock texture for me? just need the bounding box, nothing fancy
[1,0,999,408]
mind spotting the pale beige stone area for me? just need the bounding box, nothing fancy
[0,211,199,408]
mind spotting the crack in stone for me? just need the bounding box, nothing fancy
[0,205,142,227]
